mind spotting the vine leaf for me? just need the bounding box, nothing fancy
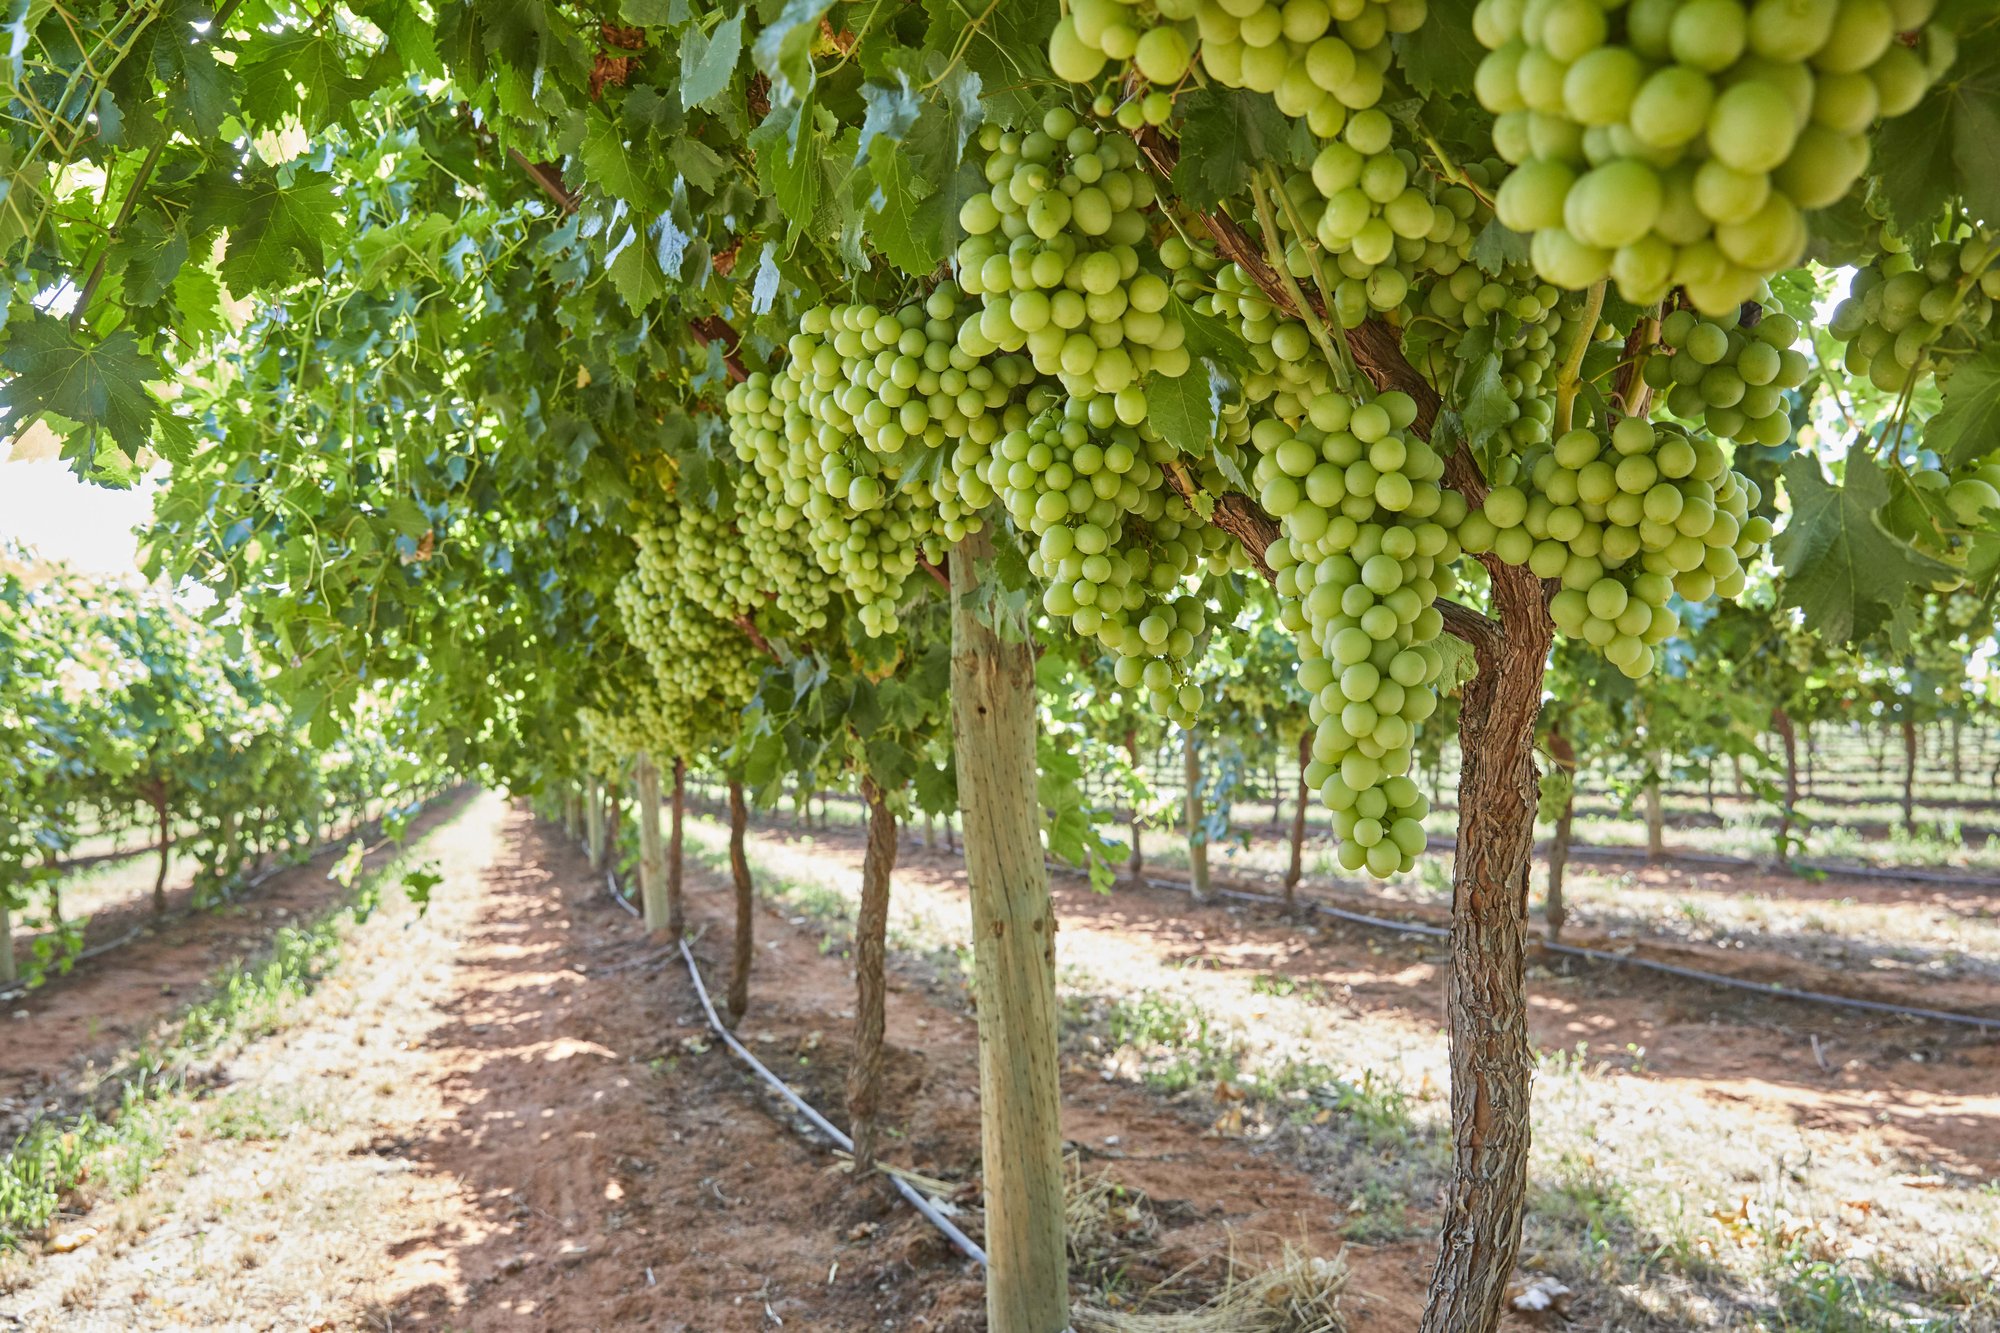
[1173,90,1294,212]
[751,0,831,104]
[1392,0,1481,96]
[1928,346,2000,470]
[238,31,369,133]
[1772,452,1954,647]
[1146,368,1216,457]
[191,169,337,291]
[681,10,743,110]
[0,311,167,467]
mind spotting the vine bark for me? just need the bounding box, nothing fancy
[849,774,897,1174]
[725,778,754,1023]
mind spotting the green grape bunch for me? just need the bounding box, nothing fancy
[956,109,1192,401]
[1643,300,1812,447]
[1050,0,1428,140]
[1474,0,1956,312]
[1253,391,1466,877]
[991,394,1237,723]
[1829,226,2000,394]
[1460,415,1774,677]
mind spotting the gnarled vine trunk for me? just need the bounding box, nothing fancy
[1285,730,1309,905]
[1772,706,1800,859]
[586,780,606,870]
[1421,564,1550,1333]
[1902,717,1918,837]
[152,788,172,915]
[1545,726,1576,943]
[949,531,1068,1333]
[725,778,754,1024]
[849,775,897,1174]
[1643,747,1666,859]
[0,897,14,985]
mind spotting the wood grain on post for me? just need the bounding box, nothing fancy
[636,754,668,935]
[950,529,1069,1333]
[849,774,897,1173]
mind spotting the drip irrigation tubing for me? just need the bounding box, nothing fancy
[1125,870,1999,1033]
[594,857,987,1268]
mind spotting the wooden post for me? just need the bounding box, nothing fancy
[1643,748,1666,859]
[664,761,686,936]
[849,774,897,1173]
[586,780,607,870]
[636,755,670,935]
[1124,728,1144,885]
[1773,706,1800,859]
[1183,728,1210,904]
[0,896,14,985]
[725,779,755,1023]
[950,531,1069,1333]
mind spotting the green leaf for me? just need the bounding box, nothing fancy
[0,311,163,462]
[670,135,728,193]
[751,0,830,103]
[681,10,743,110]
[1468,219,1530,276]
[1146,368,1216,457]
[749,99,821,234]
[1773,452,1955,646]
[1391,0,1481,97]
[191,168,338,292]
[238,30,369,133]
[1927,344,2000,468]
[1173,90,1293,212]
[857,74,923,165]
[1874,30,2000,237]
[579,111,668,211]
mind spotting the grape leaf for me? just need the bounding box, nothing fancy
[191,169,337,291]
[1468,219,1529,276]
[1773,452,1954,646]
[1174,91,1294,212]
[0,311,164,462]
[681,10,742,110]
[751,0,830,103]
[1392,0,1481,97]
[238,30,369,133]
[1456,342,1513,459]
[748,99,821,233]
[1874,30,2000,237]
[856,74,922,165]
[580,111,669,211]
[1146,367,1216,457]
[1927,344,2000,469]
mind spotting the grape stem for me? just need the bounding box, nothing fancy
[1420,132,1494,210]
[1247,172,1355,394]
[1553,280,1606,437]
[1258,165,1360,394]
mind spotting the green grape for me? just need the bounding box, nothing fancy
[1051,0,1426,135]
[1827,224,2000,395]
[1254,391,1460,878]
[1473,415,1773,677]
[616,534,766,758]
[1470,0,1956,311]
[956,114,1191,397]
[1641,293,1811,446]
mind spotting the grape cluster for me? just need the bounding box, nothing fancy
[731,293,1043,635]
[1474,0,1955,312]
[617,541,765,755]
[972,394,1231,722]
[1051,0,1427,139]
[956,110,1190,398]
[1459,416,1773,677]
[1829,229,2000,393]
[1882,457,2000,577]
[1252,392,1465,876]
[1643,303,1811,447]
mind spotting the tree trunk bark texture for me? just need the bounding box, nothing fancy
[1183,728,1210,904]
[586,780,606,870]
[668,759,687,938]
[849,775,898,1174]
[726,779,754,1024]
[1545,728,1576,943]
[153,792,172,915]
[949,531,1069,1333]
[1643,747,1666,859]
[0,898,14,985]
[1420,562,1549,1333]
[1902,717,1918,837]
[1773,706,1800,858]
[1285,730,1309,904]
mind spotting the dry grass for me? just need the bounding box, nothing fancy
[1074,1240,1348,1333]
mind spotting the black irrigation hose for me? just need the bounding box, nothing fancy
[594,858,987,1268]
[1126,870,2000,1033]
[1427,833,2000,891]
